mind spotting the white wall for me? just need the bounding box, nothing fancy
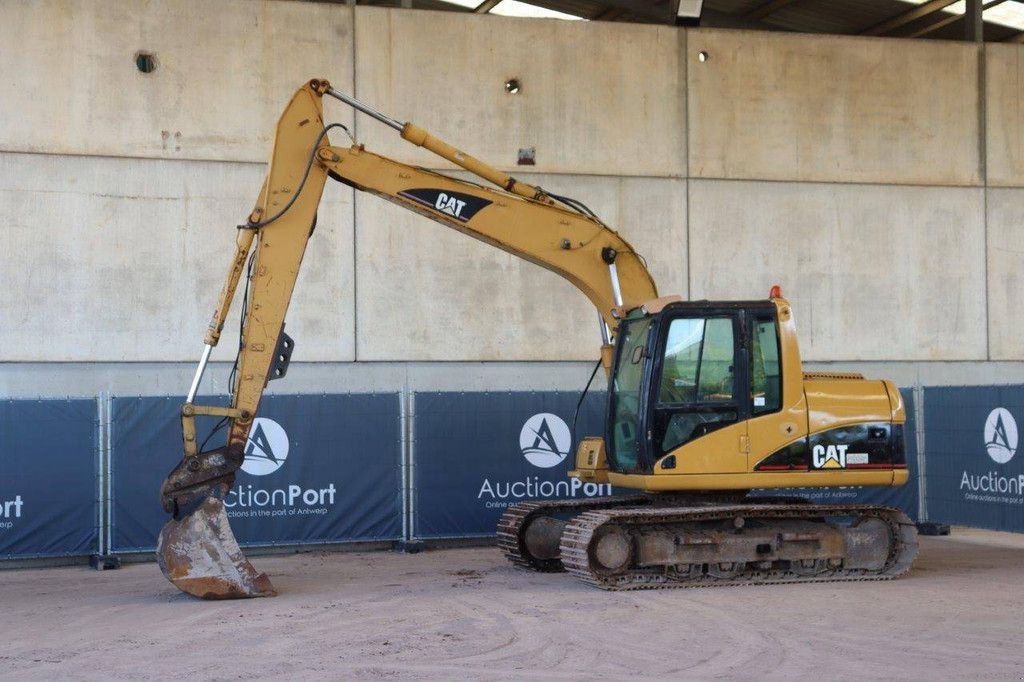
[987,44,1024,187]
[0,0,355,163]
[353,8,686,176]
[987,188,1024,360]
[355,174,686,360]
[687,30,981,186]
[689,180,986,361]
[1,152,354,361]
[0,1,1020,376]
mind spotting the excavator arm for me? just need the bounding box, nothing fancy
[157,78,657,599]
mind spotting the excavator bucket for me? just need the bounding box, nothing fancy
[157,486,275,599]
[157,446,276,599]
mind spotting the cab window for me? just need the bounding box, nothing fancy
[750,317,781,415]
[654,316,737,455]
[659,317,735,404]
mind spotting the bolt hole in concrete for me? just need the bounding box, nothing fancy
[697,51,709,62]
[135,51,157,74]
[504,78,521,94]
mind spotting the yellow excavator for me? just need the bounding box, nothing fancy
[157,79,917,599]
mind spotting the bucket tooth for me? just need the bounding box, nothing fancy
[157,483,275,599]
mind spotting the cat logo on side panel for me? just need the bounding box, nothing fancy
[812,443,847,469]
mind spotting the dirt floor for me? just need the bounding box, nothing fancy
[1,529,1022,680]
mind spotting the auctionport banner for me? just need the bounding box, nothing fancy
[110,393,402,551]
[412,391,614,539]
[0,399,98,558]
[924,386,1024,532]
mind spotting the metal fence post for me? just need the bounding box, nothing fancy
[400,388,410,544]
[914,383,928,522]
[96,394,106,557]
[90,392,120,570]
[399,389,423,551]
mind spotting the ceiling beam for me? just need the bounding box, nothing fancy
[906,0,1008,38]
[743,0,798,22]
[861,0,958,36]
[965,0,983,40]
[574,0,669,21]
[700,7,782,29]
[591,6,628,20]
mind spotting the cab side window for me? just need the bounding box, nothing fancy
[697,318,735,402]
[658,318,735,404]
[655,316,737,454]
[750,317,781,415]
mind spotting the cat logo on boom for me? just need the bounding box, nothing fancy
[397,188,493,223]
[812,443,848,469]
[434,192,467,218]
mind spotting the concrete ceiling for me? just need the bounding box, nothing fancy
[331,0,1024,42]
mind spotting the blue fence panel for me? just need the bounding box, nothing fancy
[412,391,614,539]
[924,386,1024,532]
[110,393,402,552]
[0,399,98,558]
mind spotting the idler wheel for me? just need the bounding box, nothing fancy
[591,525,633,575]
[522,515,567,561]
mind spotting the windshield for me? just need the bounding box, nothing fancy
[608,317,652,473]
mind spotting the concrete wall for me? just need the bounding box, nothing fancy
[687,30,981,186]
[689,181,987,361]
[353,10,686,176]
[987,45,1024,187]
[1,0,1022,398]
[0,0,355,162]
[355,173,686,360]
[1,152,354,362]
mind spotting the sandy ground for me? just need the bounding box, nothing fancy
[1,529,1023,680]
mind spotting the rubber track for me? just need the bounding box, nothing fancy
[497,495,650,572]
[559,503,919,590]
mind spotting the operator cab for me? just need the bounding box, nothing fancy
[607,298,783,475]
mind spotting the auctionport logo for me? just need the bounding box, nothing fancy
[984,408,1017,464]
[242,417,290,476]
[959,407,1024,505]
[519,413,571,468]
[477,411,612,508]
[227,417,337,518]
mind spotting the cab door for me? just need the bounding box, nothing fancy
[648,311,750,474]
[745,308,810,472]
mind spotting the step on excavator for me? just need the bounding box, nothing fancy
[157,79,918,599]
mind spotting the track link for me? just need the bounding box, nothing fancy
[497,495,649,572]
[559,503,919,590]
[497,492,752,572]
